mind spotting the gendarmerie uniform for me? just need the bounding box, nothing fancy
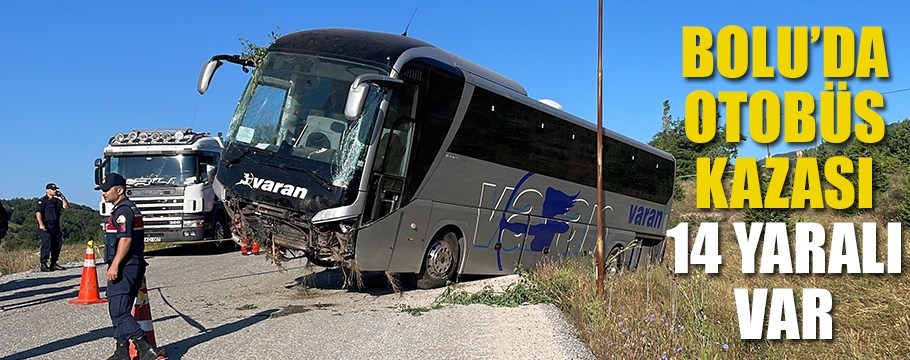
[36,194,64,267]
[104,198,148,342]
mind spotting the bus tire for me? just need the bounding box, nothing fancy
[606,245,624,274]
[415,231,460,289]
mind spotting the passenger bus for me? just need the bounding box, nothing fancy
[197,28,675,288]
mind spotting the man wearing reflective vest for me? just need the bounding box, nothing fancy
[98,173,165,360]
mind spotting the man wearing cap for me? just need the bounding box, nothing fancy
[97,173,165,360]
[36,183,68,272]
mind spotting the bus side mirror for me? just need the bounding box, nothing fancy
[344,74,404,121]
[197,59,224,95]
[198,54,254,95]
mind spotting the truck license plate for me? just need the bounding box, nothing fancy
[145,236,162,242]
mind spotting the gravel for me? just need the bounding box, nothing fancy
[0,245,594,360]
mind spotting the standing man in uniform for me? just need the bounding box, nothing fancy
[97,173,165,360]
[0,199,8,312]
[36,183,68,272]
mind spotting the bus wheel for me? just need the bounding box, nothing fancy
[415,232,460,289]
[606,245,624,274]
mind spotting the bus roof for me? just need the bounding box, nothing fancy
[270,28,527,96]
[271,28,673,163]
[270,28,433,70]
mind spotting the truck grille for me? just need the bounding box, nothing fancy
[133,196,184,229]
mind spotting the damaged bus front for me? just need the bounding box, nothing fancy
[198,31,410,268]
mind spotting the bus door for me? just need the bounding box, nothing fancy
[363,81,420,224]
[357,117,415,271]
[364,119,414,223]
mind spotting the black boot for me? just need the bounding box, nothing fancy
[132,335,166,360]
[105,340,130,360]
[40,263,52,272]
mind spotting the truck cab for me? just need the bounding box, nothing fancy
[94,129,230,243]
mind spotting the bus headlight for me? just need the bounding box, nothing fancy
[182,219,204,228]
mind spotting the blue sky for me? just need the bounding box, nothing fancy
[1,1,908,207]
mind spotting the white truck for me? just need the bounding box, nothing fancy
[93,129,231,243]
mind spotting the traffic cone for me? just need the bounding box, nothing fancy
[240,234,250,255]
[69,241,108,305]
[129,276,164,360]
[250,239,261,255]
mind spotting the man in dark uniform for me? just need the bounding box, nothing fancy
[36,183,68,272]
[0,199,8,311]
[97,173,165,360]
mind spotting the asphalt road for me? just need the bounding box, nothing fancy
[0,244,594,360]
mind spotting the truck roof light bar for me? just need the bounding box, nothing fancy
[108,128,210,146]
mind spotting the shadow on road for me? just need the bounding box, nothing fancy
[160,309,278,360]
[0,273,80,293]
[1,286,106,311]
[0,327,112,360]
[290,267,394,295]
[145,242,238,257]
[154,287,208,333]
[289,270,506,296]
[0,285,75,303]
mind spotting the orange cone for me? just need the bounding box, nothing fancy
[250,239,261,255]
[70,241,108,305]
[240,234,250,255]
[129,276,164,360]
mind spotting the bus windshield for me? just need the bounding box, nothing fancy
[107,155,200,187]
[225,52,386,189]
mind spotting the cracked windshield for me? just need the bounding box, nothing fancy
[108,155,199,186]
[226,52,386,188]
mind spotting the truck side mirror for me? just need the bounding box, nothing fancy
[94,167,103,186]
[344,74,404,121]
[94,158,104,186]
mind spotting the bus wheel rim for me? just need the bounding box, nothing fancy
[426,241,452,278]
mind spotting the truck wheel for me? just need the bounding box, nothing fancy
[415,232,460,289]
[213,217,227,240]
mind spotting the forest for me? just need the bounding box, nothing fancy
[0,198,103,251]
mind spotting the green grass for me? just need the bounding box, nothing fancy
[435,279,551,307]
[391,304,440,316]
[526,179,910,359]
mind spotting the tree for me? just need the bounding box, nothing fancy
[743,166,793,226]
[649,100,739,178]
[0,198,102,251]
[842,139,890,213]
[238,26,282,68]
[885,118,910,165]
[898,174,910,226]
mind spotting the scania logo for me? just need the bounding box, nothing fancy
[236,172,308,199]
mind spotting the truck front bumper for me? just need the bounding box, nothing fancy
[144,228,206,243]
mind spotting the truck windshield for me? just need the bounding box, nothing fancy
[107,155,200,187]
[225,52,386,189]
